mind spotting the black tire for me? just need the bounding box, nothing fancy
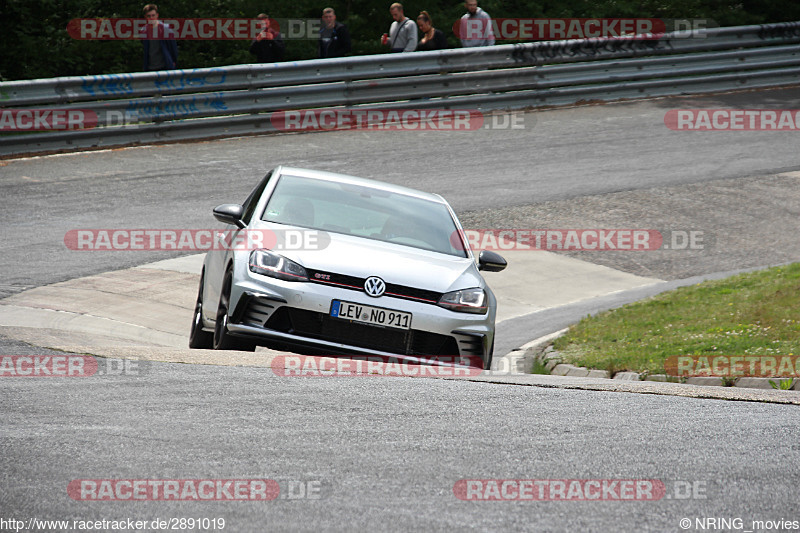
[483,338,494,370]
[189,272,214,349]
[213,268,256,352]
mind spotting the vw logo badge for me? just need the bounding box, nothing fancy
[364,276,386,297]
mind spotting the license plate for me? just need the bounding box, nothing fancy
[330,300,412,330]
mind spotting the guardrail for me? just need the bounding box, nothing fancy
[2,22,799,157]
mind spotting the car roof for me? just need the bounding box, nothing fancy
[274,166,448,205]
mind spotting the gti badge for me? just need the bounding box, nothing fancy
[364,276,386,297]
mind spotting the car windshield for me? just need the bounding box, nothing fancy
[262,174,467,257]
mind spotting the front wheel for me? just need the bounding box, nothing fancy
[483,338,494,370]
[189,272,214,349]
[213,269,256,352]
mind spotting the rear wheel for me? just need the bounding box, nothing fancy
[188,272,214,349]
[213,268,256,352]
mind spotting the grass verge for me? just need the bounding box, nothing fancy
[552,263,800,376]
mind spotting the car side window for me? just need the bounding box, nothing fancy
[241,171,273,224]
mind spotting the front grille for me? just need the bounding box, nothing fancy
[305,268,443,304]
[264,307,459,356]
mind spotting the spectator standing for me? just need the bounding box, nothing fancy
[141,3,178,71]
[249,13,285,63]
[318,7,352,58]
[416,11,447,51]
[383,3,417,52]
[459,0,495,47]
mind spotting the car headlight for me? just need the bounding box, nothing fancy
[437,288,487,314]
[249,250,308,282]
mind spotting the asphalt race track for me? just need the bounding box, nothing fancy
[2,87,800,531]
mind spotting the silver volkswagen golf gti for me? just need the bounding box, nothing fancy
[189,166,506,369]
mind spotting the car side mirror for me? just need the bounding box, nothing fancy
[478,250,507,272]
[213,204,246,229]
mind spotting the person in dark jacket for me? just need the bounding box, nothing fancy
[141,3,178,71]
[318,7,351,58]
[249,13,285,63]
[416,11,448,51]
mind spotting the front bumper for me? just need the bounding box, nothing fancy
[226,269,495,363]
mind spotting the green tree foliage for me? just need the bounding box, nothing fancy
[1,0,796,80]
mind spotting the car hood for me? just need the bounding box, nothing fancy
[253,222,482,293]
